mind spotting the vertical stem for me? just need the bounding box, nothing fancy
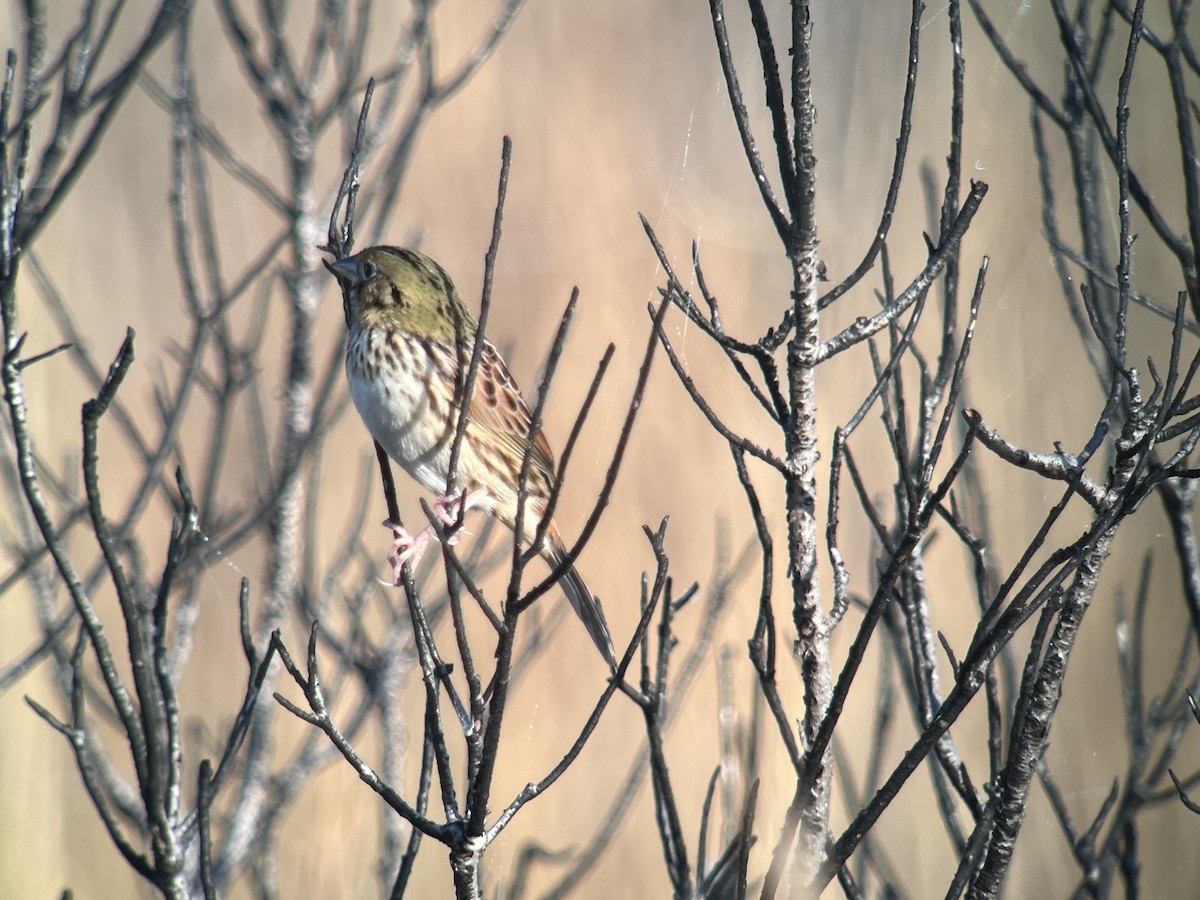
[450,847,481,899]
[272,112,321,628]
[223,97,322,876]
[966,534,1113,899]
[786,0,832,878]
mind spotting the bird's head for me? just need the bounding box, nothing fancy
[326,246,475,342]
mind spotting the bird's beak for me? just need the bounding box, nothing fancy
[324,257,358,283]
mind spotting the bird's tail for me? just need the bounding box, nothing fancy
[545,538,617,671]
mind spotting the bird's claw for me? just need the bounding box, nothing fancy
[432,495,476,546]
[432,500,460,528]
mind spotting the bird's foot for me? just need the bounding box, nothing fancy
[383,520,433,582]
[431,489,489,546]
[429,500,464,547]
[383,490,490,582]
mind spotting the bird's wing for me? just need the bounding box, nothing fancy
[467,340,558,485]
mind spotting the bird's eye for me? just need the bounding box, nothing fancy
[361,260,378,280]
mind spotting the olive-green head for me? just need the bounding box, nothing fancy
[327,246,476,341]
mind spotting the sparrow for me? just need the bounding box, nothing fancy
[327,245,617,669]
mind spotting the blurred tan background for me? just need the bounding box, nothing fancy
[1,1,1197,897]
